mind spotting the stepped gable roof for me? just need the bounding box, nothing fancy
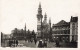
[70,16,78,22]
[53,20,69,26]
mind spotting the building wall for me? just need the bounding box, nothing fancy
[70,22,72,42]
[1,33,10,47]
[52,20,70,42]
[52,26,70,42]
[70,22,78,42]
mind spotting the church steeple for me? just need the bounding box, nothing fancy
[43,12,47,23]
[24,23,26,33]
[49,17,51,24]
[44,12,47,21]
[37,2,43,38]
[49,17,51,32]
[39,2,41,8]
[49,17,51,27]
[37,2,43,18]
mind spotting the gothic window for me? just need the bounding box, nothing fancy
[72,23,75,30]
[72,23,75,26]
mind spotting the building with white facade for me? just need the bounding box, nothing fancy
[70,16,78,42]
[52,16,78,42]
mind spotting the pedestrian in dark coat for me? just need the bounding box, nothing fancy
[56,40,59,47]
[16,40,18,46]
[34,39,37,44]
[38,40,43,48]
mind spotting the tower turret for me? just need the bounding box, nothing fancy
[37,2,43,18]
[49,17,51,31]
[44,12,47,23]
[37,3,43,38]
[49,17,52,41]
[49,18,51,24]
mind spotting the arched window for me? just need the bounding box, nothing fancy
[72,23,75,34]
[72,23,75,29]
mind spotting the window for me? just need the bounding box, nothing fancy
[72,23,75,29]
[72,23,75,35]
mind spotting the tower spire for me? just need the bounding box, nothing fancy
[39,2,41,8]
[49,17,51,24]
[49,17,52,40]
[37,2,43,18]
[24,23,26,33]
[43,12,47,23]
[37,2,43,38]
[37,2,42,16]
[44,12,47,20]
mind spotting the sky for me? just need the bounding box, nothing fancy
[0,0,80,34]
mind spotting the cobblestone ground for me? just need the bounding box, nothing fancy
[23,41,56,48]
[23,41,77,48]
[1,41,77,48]
[24,42,36,48]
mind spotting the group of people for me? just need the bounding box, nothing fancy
[37,39,60,48]
[37,39,47,48]
[9,40,18,47]
[8,39,60,48]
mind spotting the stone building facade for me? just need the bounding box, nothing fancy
[52,16,78,42]
[70,16,78,42]
[52,20,70,42]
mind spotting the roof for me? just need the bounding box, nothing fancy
[70,16,78,22]
[53,20,69,27]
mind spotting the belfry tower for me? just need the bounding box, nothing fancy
[37,3,43,38]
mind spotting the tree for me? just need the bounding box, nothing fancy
[32,30,36,39]
[27,29,31,40]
